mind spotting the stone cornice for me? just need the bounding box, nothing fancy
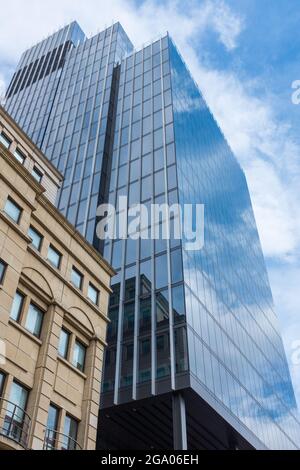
[0,105,63,181]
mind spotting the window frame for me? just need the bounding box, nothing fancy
[14,148,26,165]
[28,225,43,252]
[45,404,60,450]
[0,371,6,396]
[71,266,84,291]
[72,340,87,373]
[58,328,71,360]
[9,380,29,411]
[63,414,79,450]
[4,197,22,224]
[6,380,30,441]
[87,283,99,306]
[47,244,62,270]
[25,302,44,338]
[0,132,12,149]
[10,290,25,323]
[0,259,7,285]
[32,166,43,183]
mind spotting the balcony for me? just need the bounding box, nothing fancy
[43,428,82,450]
[0,397,31,449]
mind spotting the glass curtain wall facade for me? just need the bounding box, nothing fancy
[5,22,85,147]
[102,35,186,404]
[168,39,300,450]
[5,22,133,243]
[101,35,300,450]
[5,22,300,450]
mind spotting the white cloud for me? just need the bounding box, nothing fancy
[180,55,300,261]
[0,0,243,69]
[209,0,244,50]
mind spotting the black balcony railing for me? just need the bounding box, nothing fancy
[0,397,31,448]
[43,428,82,450]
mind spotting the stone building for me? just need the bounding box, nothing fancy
[0,106,114,450]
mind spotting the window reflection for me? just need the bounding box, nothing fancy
[172,285,186,325]
[155,254,168,290]
[169,36,300,448]
[157,332,170,380]
[175,328,188,373]
[139,338,151,384]
[156,290,169,328]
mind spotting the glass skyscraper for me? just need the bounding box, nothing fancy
[5,21,133,243]
[4,21,300,450]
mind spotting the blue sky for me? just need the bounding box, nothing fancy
[0,0,300,406]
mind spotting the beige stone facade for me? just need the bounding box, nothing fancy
[0,105,62,205]
[0,108,114,450]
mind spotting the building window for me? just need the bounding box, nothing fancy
[25,303,44,338]
[88,283,99,305]
[155,254,168,289]
[45,404,60,450]
[14,149,26,165]
[10,291,25,322]
[0,372,5,396]
[71,267,83,290]
[47,245,62,269]
[0,259,7,284]
[126,344,134,361]
[58,328,70,360]
[157,335,165,351]
[142,339,150,356]
[72,340,86,373]
[3,381,29,444]
[62,415,79,450]
[4,197,22,224]
[28,226,43,251]
[0,132,12,149]
[32,166,43,183]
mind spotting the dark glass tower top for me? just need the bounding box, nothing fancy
[4,22,300,450]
